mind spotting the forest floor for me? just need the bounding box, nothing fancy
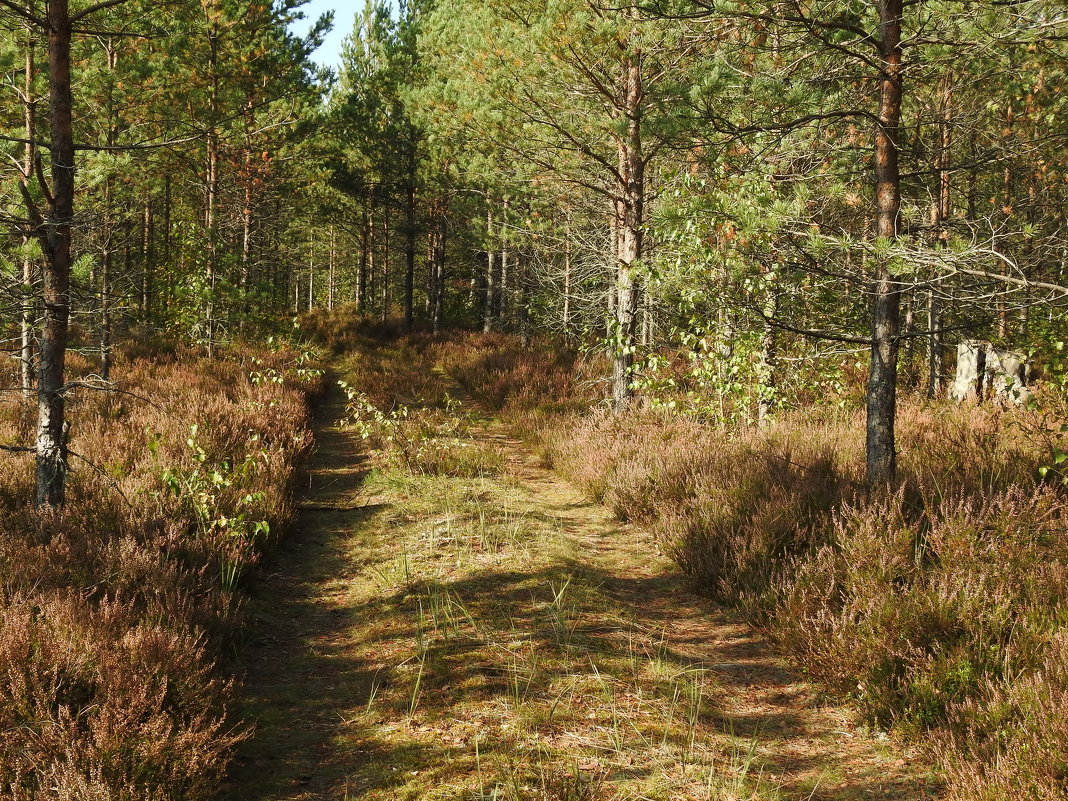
[222,353,942,801]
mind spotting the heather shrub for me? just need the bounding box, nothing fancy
[663,446,843,603]
[436,332,604,435]
[768,486,1068,796]
[298,304,406,353]
[940,631,1068,800]
[0,593,236,801]
[0,341,320,799]
[897,401,1047,498]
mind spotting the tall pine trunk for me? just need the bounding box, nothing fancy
[36,0,75,508]
[20,25,35,400]
[328,225,336,310]
[499,200,509,327]
[404,163,417,330]
[612,50,644,412]
[928,71,953,398]
[865,0,903,487]
[204,25,220,357]
[240,159,253,323]
[141,198,154,318]
[483,208,496,333]
[357,204,370,311]
[381,202,391,323]
[431,199,446,333]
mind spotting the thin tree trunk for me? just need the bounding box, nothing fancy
[99,41,117,380]
[608,200,620,349]
[162,174,172,314]
[499,199,509,327]
[307,231,315,311]
[20,24,35,400]
[358,204,370,311]
[997,114,1014,341]
[205,131,219,354]
[483,207,496,333]
[404,167,416,330]
[240,167,253,323]
[640,227,654,347]
[612,48,644,412]
[562,207,572,339]
[381,202,391,324]
[432,201,446,333]
[521,245,536,346]
[927,293,941,398]
[204,24,220,357]
[928,71,952,398]
[865,0,903,488]
[328,225,336,310]
[36,0,75,508]
[563,235,572,339]
[425,225,434,316]
[141,197,153,317]
[100,216,112,381]
[757,272,779,426]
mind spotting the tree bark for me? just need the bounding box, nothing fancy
[498,199,509,326]
[100,217,112,381]
[381,201,391,323]
[99,41,118,381]
[240,164,253,322]
[612,49,644,412]
[431,199,446,333]
[162,174,172,314]
[563,229,572,339]
[307,231,315,311]
[36,0,75,508]
[204,23,220,357]
[865,0,903,488]
[328,225,336,310]
[141,197,154,317]
[20,24,36,400]
[928,71,952,398]
[757,266,778,426]
[358,203,370,311]
[404,165,417,330]
[483,208,496,333]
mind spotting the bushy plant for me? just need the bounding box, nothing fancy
[0,341,321,799]
[339,379,501,478]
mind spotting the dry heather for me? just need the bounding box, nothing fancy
[0,343,322,800]
[434,329,1068,801]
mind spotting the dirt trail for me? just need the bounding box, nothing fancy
[223,369,940,801]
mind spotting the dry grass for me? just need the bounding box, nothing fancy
[0,342,322,800]
[229,338,936,801]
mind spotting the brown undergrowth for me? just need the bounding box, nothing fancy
[433,329,1068,801]
[0,341,323,800]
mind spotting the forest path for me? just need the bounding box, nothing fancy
[222,352,940,801]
